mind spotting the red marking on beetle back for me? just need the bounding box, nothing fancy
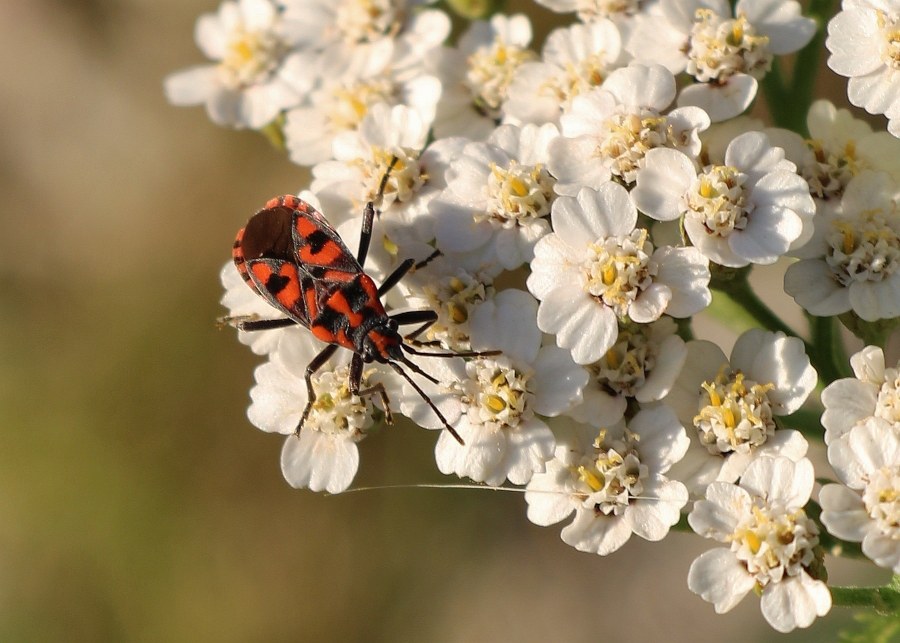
[251,262,273,283]
[367,330,395,358]
[299,239,343,265]
[274,264,302,309]
[327,290,363,326]
[358,275,384,313]
[304,285,319,319]
[295,216,318,238]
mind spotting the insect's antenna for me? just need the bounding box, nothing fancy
[402,344,501,359]
[386,360,465,445]
[397,354,441,384]
[375,154,400,208]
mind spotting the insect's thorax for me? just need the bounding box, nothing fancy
[309,273,400,359]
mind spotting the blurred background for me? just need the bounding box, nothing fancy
[0,0,889,641]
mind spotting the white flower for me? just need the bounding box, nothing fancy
[309,102,439,250]
[665,330,815,494]
[432,290,589,486]
[820,417,900,573]
[767,100,900,212]
[503,20,624,125]
[429,14,538,139]
[431,123,560,271]
[533,0,645,23]
[633,130,815,267]
[283,35,443,166]
[249,334,395,493]
[568,317,688,426]
[525,407,689,555]
[549,63,710,192]
[527,183,711,365]
[398,254,499,351]
[279,0,441,52]
[164,0,307,129]
[688,456,831,633]
[820,345,900,444]
[784,170,900,321]
[627,0,815,121]
[826,0,900,137]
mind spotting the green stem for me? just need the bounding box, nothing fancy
[761,59,791,129]
[259,118,286,151]
[761,0,837,133]
[780,407,824,442]
[708,276,843,388]
[809,314,851,383]
[831,584,900,613]
[710,278,803,341]
[789,0,837,133]
[675,316,694,341]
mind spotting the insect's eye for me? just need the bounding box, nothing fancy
[242,206,294,260]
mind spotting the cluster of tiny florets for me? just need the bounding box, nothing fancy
[166,0,900,634]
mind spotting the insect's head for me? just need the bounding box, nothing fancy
[360,317,404,363]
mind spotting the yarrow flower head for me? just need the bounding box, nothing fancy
[784,170,900,321]
[398,255,499,352]
[279,0,435,51]
[432,123,560,271]
[179,0,900,632]
[164,0,308,128]
[633,130,816,267]
[820,345,900,444]
[820,417,900,573]
[431,290,589,486]
[532,0,644,23]
[309,102,438,250]
[827,0,900,138]
[504,20,624,126]
[525,407,689,555]
[247,334,402,493]
[766,100,900,216]
[627,0,816,121]
[429,13,538,139]
[549,63,711,191]
[281,22,446,166]
[527,183,711,365]
[568,317,688,427]
[688,456,831,632]
[665,329,815,494]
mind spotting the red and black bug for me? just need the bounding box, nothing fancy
[229,164,493,444]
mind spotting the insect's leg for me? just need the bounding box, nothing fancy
[377,248,444,297]
[348,353,394,425]
[356,201,376,268]
[357,155,401,267]
[390,309,438,342]
[296,343,340,435]
[234,318,297,332]
[378,258,415,296]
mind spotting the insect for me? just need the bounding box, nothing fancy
[228,162,495,445]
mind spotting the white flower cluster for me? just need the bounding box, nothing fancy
[168,0,900,635]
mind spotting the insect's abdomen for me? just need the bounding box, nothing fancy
[232,226,254,288]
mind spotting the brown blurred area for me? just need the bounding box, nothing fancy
[0,1,885,641]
